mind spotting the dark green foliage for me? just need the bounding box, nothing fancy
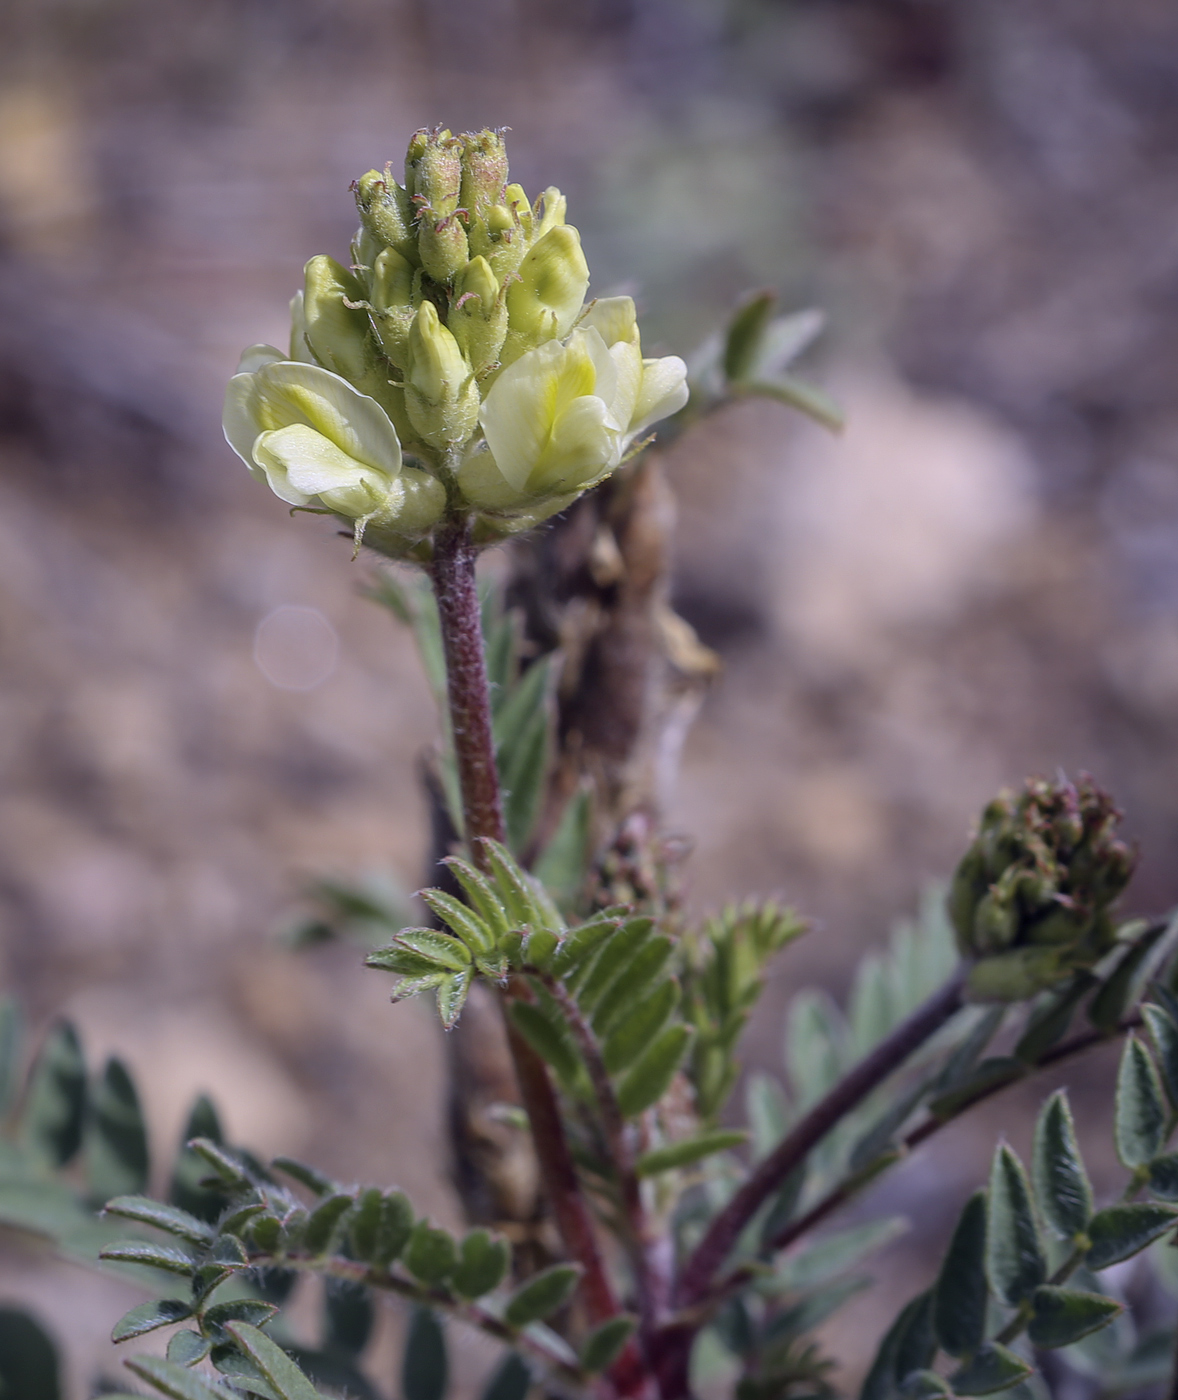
[0,1308,61,1400]
[104,1195,215,1246]
[272,1156,336,1197]
[374,1191,415,1267]
[19,1021,86,1168]
[1027,1286,1121,1348]
[1147,1152,1178,1200]
[933,1192,988,1358]
[167,1330,212,1366]
[635,1129,747,1177]
[948,1343,1032,1396]
[452,1228,510,1299]
[616,1025,692,1117]
[580,1317,636,1374]
[1114,1035,1167,1168]
[404,1220,458,1285]
[508,1000,581,1087]
[303,1192,355,1254]
[504,1264,583,1327]
[481,1352,532,1400]
[324,1277,375,1356]
[1143,999,1178,1105]
[169,1096,229,1224]
[986,1145,1045,1306]
[602,978,678,1075]
[112,1299,195,1343]
[1032,1091,1092,1240]
[403,1308,448,1400]
[1086,1203,1178,1269]
[125,1355,227,1400]
[85,1057,149,1205]
[860,1292,936,1400]
[225,1321,323,1400]
[1089,922,1167,1031]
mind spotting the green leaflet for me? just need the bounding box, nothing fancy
[481,1353,532,1400]
[575,918,655,1012]
[986,1144,1046,1307]
[111,1298,194,1343]
[949,1343,1032,1396]
[403,1309,447,1400]
[404,1220,458,1285]
[272,1157,335,1197]
[1143,1002,1178,1107]
[225,1322,322,1400]
[859,1291,936,1400]
[1032,1091,1093,1240]
[1086,1203,1178,1269]
[452,1228,510,1298]
[202,1301,280,1342]
[125,1355,230,1400]
[635,1130,747,1177]
[374,1191,415,1267]
[580,1317,637,1374]
[1089,922,1168,1032]
[785,991,844,1110]
[616,1026,692,1118]
[550,915,622,979]
[533,787,592,909]
[19,1021,86,1169]
[436,970,473,1028]
[441,858,512,939]
[1147,1153,1178,1201]
[508,1000,581,1087]
[303,1193,354,1254]
[900,1370,952,1399]
[1014,974,1097,1064]
[774,1217,907,1293]
[602,980,680,1078]
[0,1001,21,1118]
[349,1186,383,1261]
[418,889,496,957]
[1027,1286,1121,1348]
[933,1191,988,1358]
[168,1331,212,1366]
[85,1058,150,1205]
[1114,1036,1167,1168]
[590,935,674,1038]
[394,929,472,971]
[504,1264,583,1327]
[500,681,550,851]
[324,1277,374,1357]
[104,1195,215,1246]
[99,1241,196,1277]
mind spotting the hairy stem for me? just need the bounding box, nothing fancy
[429,520,642,1392]
[675,967,968,1309]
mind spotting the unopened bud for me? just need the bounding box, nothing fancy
[503,183,533,240]
[460,130,508,220]
[533,187,567,239]
[355,169,418,264]
[403,300,478,448]
[302,255,372,384]
[503,225,590,363]
[369,247,418,368]
[450,257,507,375]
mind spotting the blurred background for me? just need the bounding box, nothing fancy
[3,0,1178,1393]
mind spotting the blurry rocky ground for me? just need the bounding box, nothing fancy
[3,0,1178,1393]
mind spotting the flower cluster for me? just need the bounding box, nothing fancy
[223,128,689,556]
[949,775,1137,1000]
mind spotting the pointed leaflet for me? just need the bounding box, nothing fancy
[616,1026,692,1117]
[575,918,655,1011]
[202,1302,280,1342]
[859,1292,936,1400]
[785,991,844,1109]
[533,786,592,909]
[19,1020,86,1168]
[501,697,550,853]
[224,1322,322,1400]
[99,1241,196,1277]
[933,1191,989,1358]
[636,1130,748,1178]
[104,1196,215,1246]
[481,1353,532,1400]
[1027,1286,1121,1348]
[393,929,472,971]
[1014,974,1097,1064]
[403,1308,447,1400]
[170,1096,228,1225]
[602,978,678,1076]
[125,1356,230,1400]
[591,936,675,1038]
[508,1001,581,1087]
[1143,1002,1178,1108]
[441,858,511,940]
[1086,1203,1178,1269]
[948,1344,1032,1397]
[272,1157,335,1197]
[325,1278,374,1357]
[1115,1036,1167,1168]
[111,1299,194,1343]
[986,1144,1046,1307]
[504,1264,583,1327]
[86,1057,150,1203]
[418,890,496,958]
[550,914,619,979]
[1148,1153,1178,1201]
[1032,1091,1093,1240]
[1089,922,1168,1031]
[581,1317,637,1374]
[436,970,473,1029]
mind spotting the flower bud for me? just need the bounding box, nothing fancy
[302,256,373,383]
[450,256,507,376]
[407,129,469,283]
[369,247,418,368]
[951,774,1136,1001]
[354,169,418,264]
[403,300,479,449]
[459,130,508,220]
[502,225,590,364]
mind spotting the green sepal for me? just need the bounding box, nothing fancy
[1026,1285,1121,1348]
[933,1190,988,1358]
[1086,1203,1178,1269]
[452,1228,510,1298]
[602,979,678,1075]
[404,1219,458,1285]
[636,1129,747,1177]
[111,1298,194,1343]
[1031,1090,1093,1239]
[986,1144,1046,1306]
[167,1331,213,1367]
[948,1343,1032,1396]
[504,1263,583,1327]
[224,1321,322,1400]
[616,1025,691,1118]
[99,1241,195,1277]
[580,1316,637,1373]
[1115,1036,1167,1168]
[104,1195,216,1246]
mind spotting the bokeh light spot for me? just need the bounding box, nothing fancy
[253,605,339,691]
